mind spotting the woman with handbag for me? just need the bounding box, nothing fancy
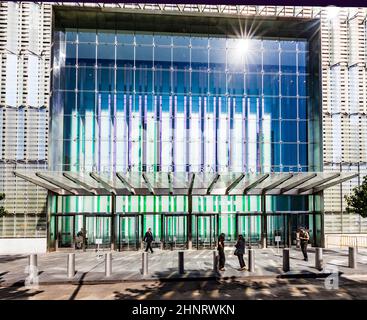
[235,234,246,270]
[217,233,226,271]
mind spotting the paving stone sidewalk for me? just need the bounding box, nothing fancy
[1,247,367,286]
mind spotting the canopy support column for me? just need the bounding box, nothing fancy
[187,195,193,250]
[111,194,116,251]
[82,214,86,252]
[260,194,267,249]
[312,194,317,247]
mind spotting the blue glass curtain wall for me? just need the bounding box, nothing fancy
[52,30,312,174]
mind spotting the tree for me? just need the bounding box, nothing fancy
[0,193,7,217]
[345,175,367,218]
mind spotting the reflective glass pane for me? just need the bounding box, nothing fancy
[78,43,96,66]
[65,43,77,66]
[298,75,307,97]
[282,144,297,166]
[116,68,134,92]
[154,35,171,46]
[281,41,297,51]
[263,74,279,96]
[97,68,115,92]
[98,31,115,44]
[154,46,171,69]
[209,49,226,70]
[263,51,279,72]
[135,45,153,68]
[281,98,297,119]
[281,121,297,142]
[299,121,308,142]
[191,48,208,68]
[298,51,307,73]
[281,75,297,96]
[263,97,280,119]
[173,47,190,69]
[116,45,134,68]
[299,98,307,119]
[78,30,96,43]
[78,67,95,91]
[281,52,297,73]
[173,36,190,46]
[65,30,77,42]
[227,73,244,95]
[62,67,76,90]
[116,32,134,44]
[135,34,153,45]
[245,74,262,95]
[97,44,115,67]
[191,71,208,94]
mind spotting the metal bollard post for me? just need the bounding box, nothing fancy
[283,248,290,272]
[142,252,148,275]
[248,249,255,272]
[29,254,37,268]
[178,251,184,274]
[315,247,323,271]
[348,247,357,269]
[105,252,112,277]
[67,253,75,278]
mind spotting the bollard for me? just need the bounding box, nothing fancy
[283,248,290,272]
[348,247,357,269]
[142,252,148,275]
[248,249,255,272]
[178,251,184,274]
[29,254,37,268]
[105,252,112,277]
[315,247,323,271]
[67,253,75,278]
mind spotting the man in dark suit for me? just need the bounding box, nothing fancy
[144,227,154,253]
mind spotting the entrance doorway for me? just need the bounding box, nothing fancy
[118,214,141,251]
[55,214,75,249]
[84,215,112,249]
[236,214,261,247]
[192,214,218,250]
[162,214,187,250]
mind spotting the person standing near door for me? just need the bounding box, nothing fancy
[217,233,226,271]
[299,227,310,261]
[144,227,154,253]
[235,234,246,270]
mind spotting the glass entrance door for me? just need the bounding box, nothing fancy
[237,214,261,247]
[85,215,112,249]
[162,214,187,250]
[119,215,140,251]
[193,214,217,250]
[266,215,287,247]
[55,215,75,249]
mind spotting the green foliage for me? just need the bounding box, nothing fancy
[0,193,7,217]
[345,175,367,218]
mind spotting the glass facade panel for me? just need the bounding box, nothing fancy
[52,29,315,247]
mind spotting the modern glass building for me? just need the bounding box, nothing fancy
[0,3,365,253]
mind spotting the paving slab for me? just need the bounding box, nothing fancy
[1,247,367,286]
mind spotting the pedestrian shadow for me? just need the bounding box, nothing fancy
[0,271,44,300]
[0,255,28,264]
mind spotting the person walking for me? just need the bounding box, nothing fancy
[217,233,226,271]
[235,234,246,270]
[144,227,154,253]
[299,227,310,261]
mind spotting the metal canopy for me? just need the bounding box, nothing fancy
[13,171,359,197]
